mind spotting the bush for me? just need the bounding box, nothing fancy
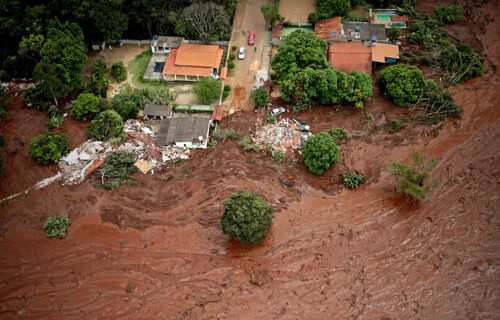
[29,133,70,164]
[86,59,108,98]
[71,93,102,120]
[212,129,240,142]
[308,12,320,24]
[302,132,339,175]
[384,119,402,132]
[86,110,124,141]
[387,152,440,200]
[389,27,401,42]
[98,150,138,190]
[329,128,348,143]
[43,217,71,239]
[116,101,139,121]
[227,61,235,69]
[250,87,268,108]
[46,114,65,129]
[221,191,274,244]
[193,78,221,104]
[110,61,127,82]
[379,64,427,107]
[273,149,284,163]
[434,4,464,24]
[229,53,236,60]
[266,114,278,124]
[231,45,237,51]
[239,137,251,149]
[224,85,231,91]
[343,172,365,189]
[222,91,229,98]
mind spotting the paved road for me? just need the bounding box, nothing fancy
[225,0,269,114]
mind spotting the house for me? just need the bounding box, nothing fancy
[315,17,341,40]
[143,104,173,121]
[162,44,224,81]
[157,116,211,148]
[150,36,183,54]
[371,43,399,67]
[341,22,387,42]
[328,42,372,74]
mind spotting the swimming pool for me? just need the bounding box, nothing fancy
[377,14,394,21]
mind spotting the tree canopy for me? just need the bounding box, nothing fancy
[316,0,351,19]
[71,93,102,121]
[29,133,70,164]
[379,64,427,107]
[434,4,464,24]
[250,87,268,108]
[116,101,139,121]
[302,132,339,175]
[86,110,124,141]
[221,191,274,244]
[193,78,221,104]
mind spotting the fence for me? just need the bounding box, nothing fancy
[118,39,230,46]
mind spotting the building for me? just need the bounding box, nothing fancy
[150,36,183,54]
[371,43,399,66]
[328,42,372,74]
[341,22,387,42]
[143,104,173,121]
[315,17,341,40]
[162,44,224,81]
[157,117,211,148]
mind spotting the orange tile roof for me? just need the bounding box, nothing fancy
[328,42,372,74]
[272,20,284,38]
[371,43,399,63]
[212,104,224,121]
[162,49,212,77]
[315,17,341,39]
[175,44,223,68]
[220,67,228,80]
[391,16,409,21]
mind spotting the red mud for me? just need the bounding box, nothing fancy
[0,1,499,319]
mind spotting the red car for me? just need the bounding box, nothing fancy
[248,32,255,45]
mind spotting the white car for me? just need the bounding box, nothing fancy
[270,107,286,116]
[238,47,245,59]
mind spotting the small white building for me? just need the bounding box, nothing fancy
[157,117,211,149]
[150,36,183,54]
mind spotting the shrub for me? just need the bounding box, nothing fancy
[43,217,71,239]
[222,91,229,98]
[366,113,375,122]
[46,114,65,129]
[29,133,70,164]
[379,64,427,107]
[308,12,320,24]
[384,119,402,132]
[224,85,231,91]
[316,0,351,19]
[434,4,464,24]
[231,45,237,51]
[273,149,284,163]
[387,152,439,200]
[229,53,236,60]
[116,101,139,121]
[250,87,268,108]
[212,129,240,142]
[343,172,365,189]
[193,78,221,104]
[98,150,138,190]
[329,128,348,143]
[302,132,339,175]
[389,27,401,42]
[227,62,235,69]
[221,191,274,244]
[266,114,278,124]
[86,59,108,98]
[86,110,124,141]
[71,93,102,120]
[239,137,251,149]
[110,61,127,82]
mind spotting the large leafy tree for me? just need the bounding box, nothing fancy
[250,87,268,108]
[92,1,129,43]
[302,132,339,175]
[29,133,70,164]
[221,191,274,244]
[71,93,102,121]
[316,0,351,19]
[87,110,124,141]
[379,64,427,107]
[193,78,221,104]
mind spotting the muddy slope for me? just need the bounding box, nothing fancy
[0,1,499,319]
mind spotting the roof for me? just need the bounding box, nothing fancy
[315,17,341,40]
[143,104,172,117]
[162,49,213,77]
[328,42,372,74]
[157,117,211,146]
[391,16,409,21]
[220,67,228,80]
[212,105,224,121]
[341,22,387,41]
[153,36,183,48]
[135,160,151,174]
[175,44,224,68]
[272,20,284,38]
[371,43,399,63]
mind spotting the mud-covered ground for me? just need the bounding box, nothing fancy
[0,1,499,319]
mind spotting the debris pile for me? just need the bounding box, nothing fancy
[253,118,312,153]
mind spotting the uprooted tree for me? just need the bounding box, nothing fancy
[98,150,138,190]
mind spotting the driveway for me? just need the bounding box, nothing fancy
[225,0,269,114]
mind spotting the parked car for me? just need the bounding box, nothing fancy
[270,107,286,116]
[238,47,245,59]
[248,32,255,45]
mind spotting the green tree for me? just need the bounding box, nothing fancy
[29,133,70,164]
[338,70,373,109]
[302,132,339,175]
[86,110,124,141]
[329,127,347,143]
[43,217,71,239]
[434,4,464,24]
[116,101,139,121]
[193,78,221,104]
[92,1,129,43]
[221,191,274,244]
[379,64,427,107]
[32,61,70,107]
[86,59,108,98]
[71,93,102,120]
[389,27,401,42]
[439,43,484,85]
[250,87,268,108]
[343,172,365,188]
[316,0,351,19]
[387,152,440,200]
[261,3,280,27]
[98,150,138,189]
[110,61,127,82]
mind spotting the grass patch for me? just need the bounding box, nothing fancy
[128,50,170,90]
